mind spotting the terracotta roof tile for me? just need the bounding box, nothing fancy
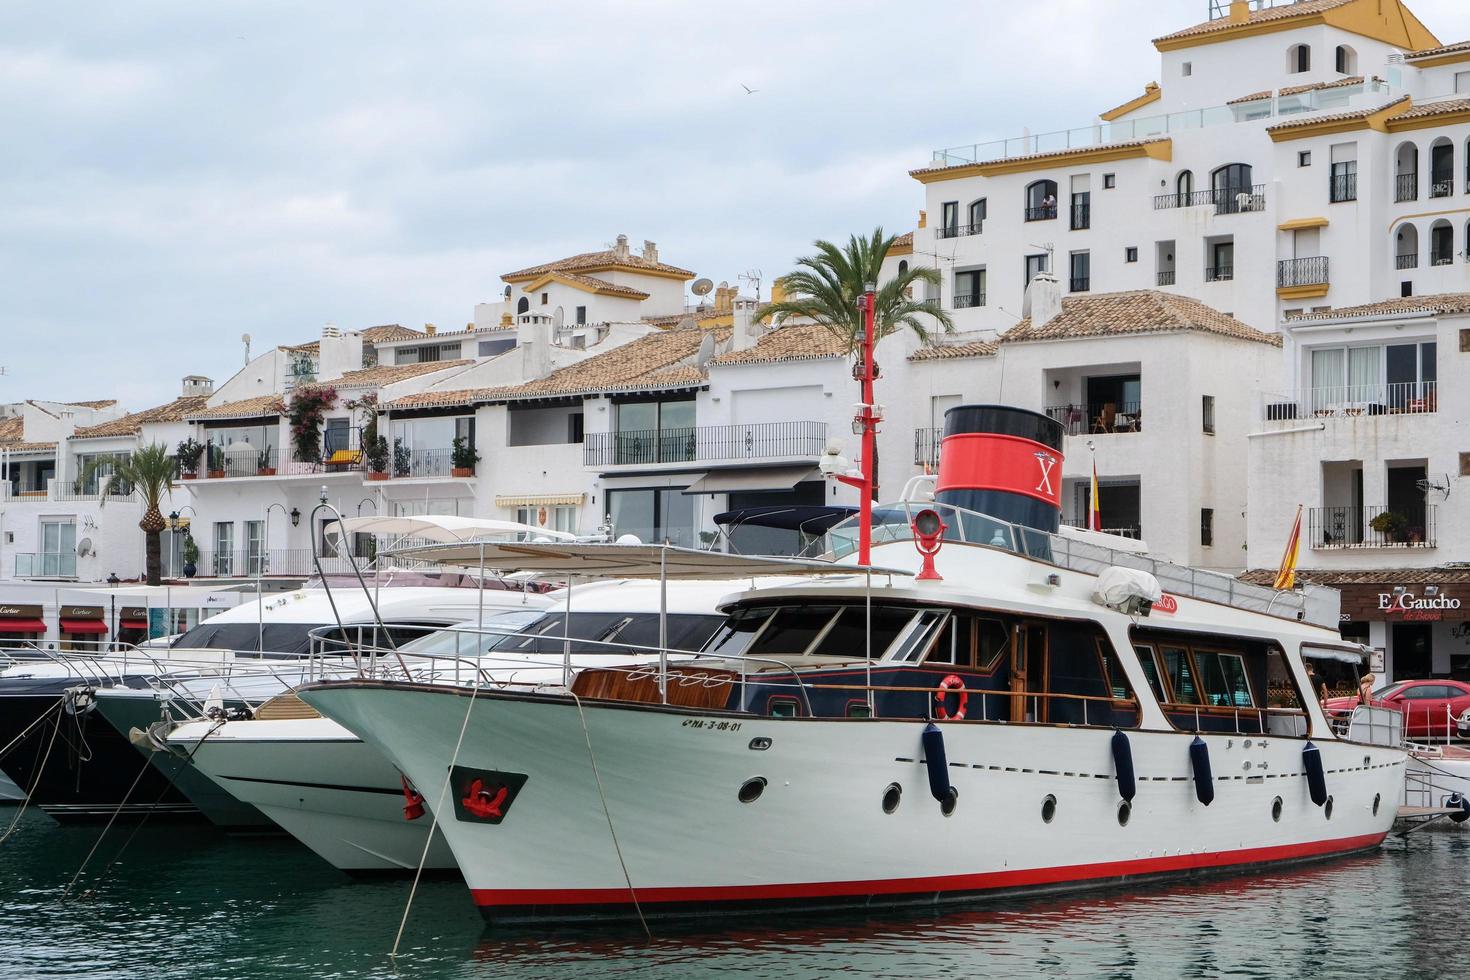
[1388,97,1470,121]
[1277,75,1363,97]
[1285,293,1470,322]
[1154,0,1355,44]
[67,399,119,410]
[187,394,286,422]
[503,246,694,282]
[1266,96,1409,132]
[712,324,847,366]
[71,395,213,439]
[1000,290,1281,346]
[332,359,474,388]
[363,324,424,343]
[1227,90,1274,105]
[909,137,1169,179]
[1408,40,1470,60]
[528,270,651,300]
[0,417,51,451]
[908,339,999,361]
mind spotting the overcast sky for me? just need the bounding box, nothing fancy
[4,0,1468,411]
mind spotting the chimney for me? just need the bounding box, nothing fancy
[614,234,630,260]
[1021,272,1063,330]
[917,209,927,229]
[1228,0,1249,23]
[518,312,553,379]
[641,240,659,264]
[318,324,363,382]
[182,375,214,396]
[732,298,763,352]
[425,323,437,336]
[714,283,735,314]
[769,277,788,305]
[322,322,340,339]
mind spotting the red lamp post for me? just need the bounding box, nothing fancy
[834,284,879,566]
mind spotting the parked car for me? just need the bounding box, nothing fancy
[1324,679,1470,741]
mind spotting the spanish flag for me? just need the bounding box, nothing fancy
[1273,504,1303,591]
[1088,461,1102,532]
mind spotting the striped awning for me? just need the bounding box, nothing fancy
[494,493,586,508]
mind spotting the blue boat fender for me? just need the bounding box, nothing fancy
[1111,730,1136,802]
[1189,736,1214,806]
[1447,792,1470,824]
[921,723,952,803]
[1302,741,1328,806]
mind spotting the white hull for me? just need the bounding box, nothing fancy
[304,682,1407,923]
[171,717,456,872]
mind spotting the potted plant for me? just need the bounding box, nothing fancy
[176,438,205,480]
[206,443,226,479]
[257,445,277,477]
[364,429,390,481]
[1369,510,1408,542]
[451,435,480,477]
[181,534,199,578]
[393,438,412,478]
[288,386,336,465]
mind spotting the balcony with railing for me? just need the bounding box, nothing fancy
[1260,382,1438,421]
[1063,519,1142,539]
[1046,402,1142,435]
[1070,203,1090,230]
[953,291,986,309]
[914,427,941,468]
[383,447,456,480]
[1395,251,1418,270]
[14,553,77,578]
[1156,270,1176,286]
[584,421,828,469]
[180,548,376,579]
[1330,173,1357,203]
[1277,256,1329,288]
[1309,505,1437,549]
[1070,277,1091,292]
[1153,185,1266,214]
[936,223,983,239]
[1205,265,1234,282]
[1431,246,1455,267]
[196,429,364,479]
[1395,172,1418,202]
[1024,205,1058,222]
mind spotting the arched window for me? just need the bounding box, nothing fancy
[1024,180,1057,221]
[1211,163,1255,213]
[1395,222,1419,270]
[1175,170,1194,206]
[1430,138,1454,198]
[898,260,909,276]
[516,296,530,315]
[1429,219,1453,266]
[1335,45,1357,74]
[1395,142,1419,201]
[967,198,987,233]
[1287,44,1310,73]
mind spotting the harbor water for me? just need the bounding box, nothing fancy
[1,808,1467,979]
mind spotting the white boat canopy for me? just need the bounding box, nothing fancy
[326,515,576,544]
[386,541,909,581]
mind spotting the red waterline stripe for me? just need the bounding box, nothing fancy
[471,832,1385,907]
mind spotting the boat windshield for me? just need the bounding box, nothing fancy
[822,501,1053,561]
[702,603,921,661]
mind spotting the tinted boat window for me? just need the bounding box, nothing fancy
[1161,646,1200,704]
[170,622,316,654]
[602,614,724,655]
[746,606,841,658]
[1133,646,1167,703]
[891,610,948,662]
[702,607,776,659]
[1196,650,1253,707]
[810,606,914,660]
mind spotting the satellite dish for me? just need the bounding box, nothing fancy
[690,278,714,297]
[77,537,94,558]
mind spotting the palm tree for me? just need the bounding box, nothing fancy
[81,443,178,586]
[756,227,953,496]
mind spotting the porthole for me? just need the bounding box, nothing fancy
[1373,793,1381,817]
[882,783,902,814]
[941,788,958,817]
[1325,796,1334,820]
[1118,800,1132,826]
[738,777,767,804]
[1272,796,1283,822]
[1041,794,1057,824]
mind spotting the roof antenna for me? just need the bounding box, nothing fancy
[242,333,252,366]
[738,269,763,302]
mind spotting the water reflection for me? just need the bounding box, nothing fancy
[2,810,1465,980]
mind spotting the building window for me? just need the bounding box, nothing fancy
[1125,246,1138,263]
[1024,180,1058,221]
[606,487,695,548]
[39,520,76,577]
[1103,173,1116,189]
[540,292,549,305]
[1288,44,1310,74]
[1207,240,1234,281]
[1201,509,1214,547]
[1298,151,1312,167]
[1335,45,1356,75]
[967,198,987,234]
[1024,253,1048,286]
[575,305,587,325]
[516,297,529,315]
[940,201,959,237]
[613,397,696,464]
[244,520,265,575]
[1182,61,1192,77]
[1202,395,1215,434]
[954,269,986,308]
[214,521,234,576]
[1402,281,1413,297]
[1069,251,1090,292]
[1070,191,1091,230]
[515,505,577,536]
[1330,159,1357,202]
[568,412,585,444]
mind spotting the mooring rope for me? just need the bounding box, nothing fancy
[570,691,651,940]
[62,748,167,900]
[0,705,63,847]
[0,698,65,764]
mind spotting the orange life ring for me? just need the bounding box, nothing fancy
[935,674,968,721]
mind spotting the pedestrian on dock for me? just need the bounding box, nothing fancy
[1358,672,1376,708]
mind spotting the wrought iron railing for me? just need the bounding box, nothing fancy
[1430,176,1454,199]
[185,548,375,578]
[913,427,941,467]
[1205,265,1234,282]
[1277,256,1329,288]
[1024,205,1058,222]
[1329,172,1357,203]
[1156,270,1176,286]
[1395,171,1418,202]
[1260,381,1438,420]
[1070,203,1090,230]
[1153,185,1265,213]
[1309,505,1437,549]
[1431,249,1454,267]
[584,421,828,468]
[50,480,135,502]
[1046,402,1142,435]
[953,292,986,309]
[1396,252,1418,269]
[936,223,983,239]
[1069,277,1090,292]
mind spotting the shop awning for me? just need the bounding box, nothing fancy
[59,619,108,634]
[683,466,817,495]
[0,619,47,634]
[493,493,586,508]
[120,618,149,630]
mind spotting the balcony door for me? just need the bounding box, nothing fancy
[1211,163,1253,212]
[1386,464,1428,543]
[614,398,695,464]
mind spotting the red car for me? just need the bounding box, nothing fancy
[1324,679,1470,741]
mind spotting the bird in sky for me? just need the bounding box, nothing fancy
[740,83,758,95]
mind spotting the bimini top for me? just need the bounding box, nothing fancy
[388,541,909,581]
[327,514,577,544]
[713,506,858,534]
